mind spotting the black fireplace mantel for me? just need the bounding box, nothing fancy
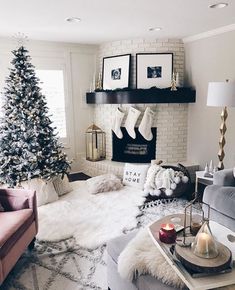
[86,87,196,104]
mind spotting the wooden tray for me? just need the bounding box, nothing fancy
[175,241,232,273]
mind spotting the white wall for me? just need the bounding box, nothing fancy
[0,37,98,172]
[185,30,235,169]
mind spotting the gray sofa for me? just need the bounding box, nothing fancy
[203,168,235,231]
[107,168,235,290]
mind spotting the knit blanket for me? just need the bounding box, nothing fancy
[144,165,189,196]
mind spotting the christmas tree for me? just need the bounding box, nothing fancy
[0,45,70,187]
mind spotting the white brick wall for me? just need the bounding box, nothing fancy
[98,38,184,88]
[93,38,187,164]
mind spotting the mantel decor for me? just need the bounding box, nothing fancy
[102,54,131,90]
[136,53,173,89]
[86,87,196,104]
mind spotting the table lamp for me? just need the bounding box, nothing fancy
[207,81,235,170]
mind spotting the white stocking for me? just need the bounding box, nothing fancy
[112,108,125,139]
[138,107,154,141]
[124,107,141,139]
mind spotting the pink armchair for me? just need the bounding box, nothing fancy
[0,188,38,285]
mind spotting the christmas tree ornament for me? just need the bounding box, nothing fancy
[138,107,154,141]
[112,108,125,139]
[124,107,141,139]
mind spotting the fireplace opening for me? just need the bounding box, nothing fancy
[112,127,157,163]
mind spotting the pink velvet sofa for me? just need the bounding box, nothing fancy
[0,188,38,285]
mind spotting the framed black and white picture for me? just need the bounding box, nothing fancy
[136,53,173,89]
[102,54,131,90]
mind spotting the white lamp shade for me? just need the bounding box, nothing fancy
[207,82,235,107]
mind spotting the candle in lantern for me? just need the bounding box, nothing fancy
[190,221,202,236]
[194,232,212,256]
[93,148,100,160]
[88,142,93,159]
[159,223,177,244]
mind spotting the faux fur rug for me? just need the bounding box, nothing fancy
[3,198,233,290]
[118,228,184,289]
[37,181,147,249]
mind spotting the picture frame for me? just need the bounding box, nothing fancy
[102,54,131,90]
[136,53,173,89]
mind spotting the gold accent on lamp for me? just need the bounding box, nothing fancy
[207,81,235,170]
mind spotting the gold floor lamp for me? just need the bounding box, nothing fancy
[207,81,235,170]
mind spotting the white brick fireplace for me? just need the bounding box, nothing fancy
[81,38,196,177]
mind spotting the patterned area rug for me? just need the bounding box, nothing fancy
[2,198,189,290]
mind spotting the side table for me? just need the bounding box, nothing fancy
[195,171,213,193]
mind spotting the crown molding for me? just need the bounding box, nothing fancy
[183,23,235,43]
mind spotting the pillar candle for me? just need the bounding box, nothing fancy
[195,232,212,255]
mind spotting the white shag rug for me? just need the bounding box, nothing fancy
[37,180,147,249]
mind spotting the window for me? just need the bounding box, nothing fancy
[36,70,67,138]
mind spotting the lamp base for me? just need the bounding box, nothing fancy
[218,106,227,170]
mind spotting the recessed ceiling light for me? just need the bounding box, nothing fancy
[208,3,228,9]
[65,17,81,23]
[149,27,162,32]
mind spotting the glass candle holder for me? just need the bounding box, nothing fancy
[191,220,218,259]
[159,223,177,244]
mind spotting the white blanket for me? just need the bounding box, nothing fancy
[37,181,147,249]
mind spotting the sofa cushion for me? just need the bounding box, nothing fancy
[0,209,34,257]
[203,185,235,220]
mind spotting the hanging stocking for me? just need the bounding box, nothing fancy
[138,107,154,141]
[112,108,125,139]
[124,107,141,139]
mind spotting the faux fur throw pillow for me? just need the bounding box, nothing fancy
[87,174,123,194]
[118,228,184,289]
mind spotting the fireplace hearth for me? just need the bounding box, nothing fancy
[112,127,156,163]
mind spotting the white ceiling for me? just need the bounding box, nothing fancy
[0,0,234,44]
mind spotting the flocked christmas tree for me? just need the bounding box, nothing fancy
[0,44,70,187]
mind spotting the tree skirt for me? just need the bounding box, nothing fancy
[2,198,192,290]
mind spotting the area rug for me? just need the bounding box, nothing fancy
[37,181,147,249]
[2,198,190,290]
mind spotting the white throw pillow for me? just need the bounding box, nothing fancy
[22,178,58,207]
[123,163,149,189]
[87,174,123,194]
[53,175,72,196]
